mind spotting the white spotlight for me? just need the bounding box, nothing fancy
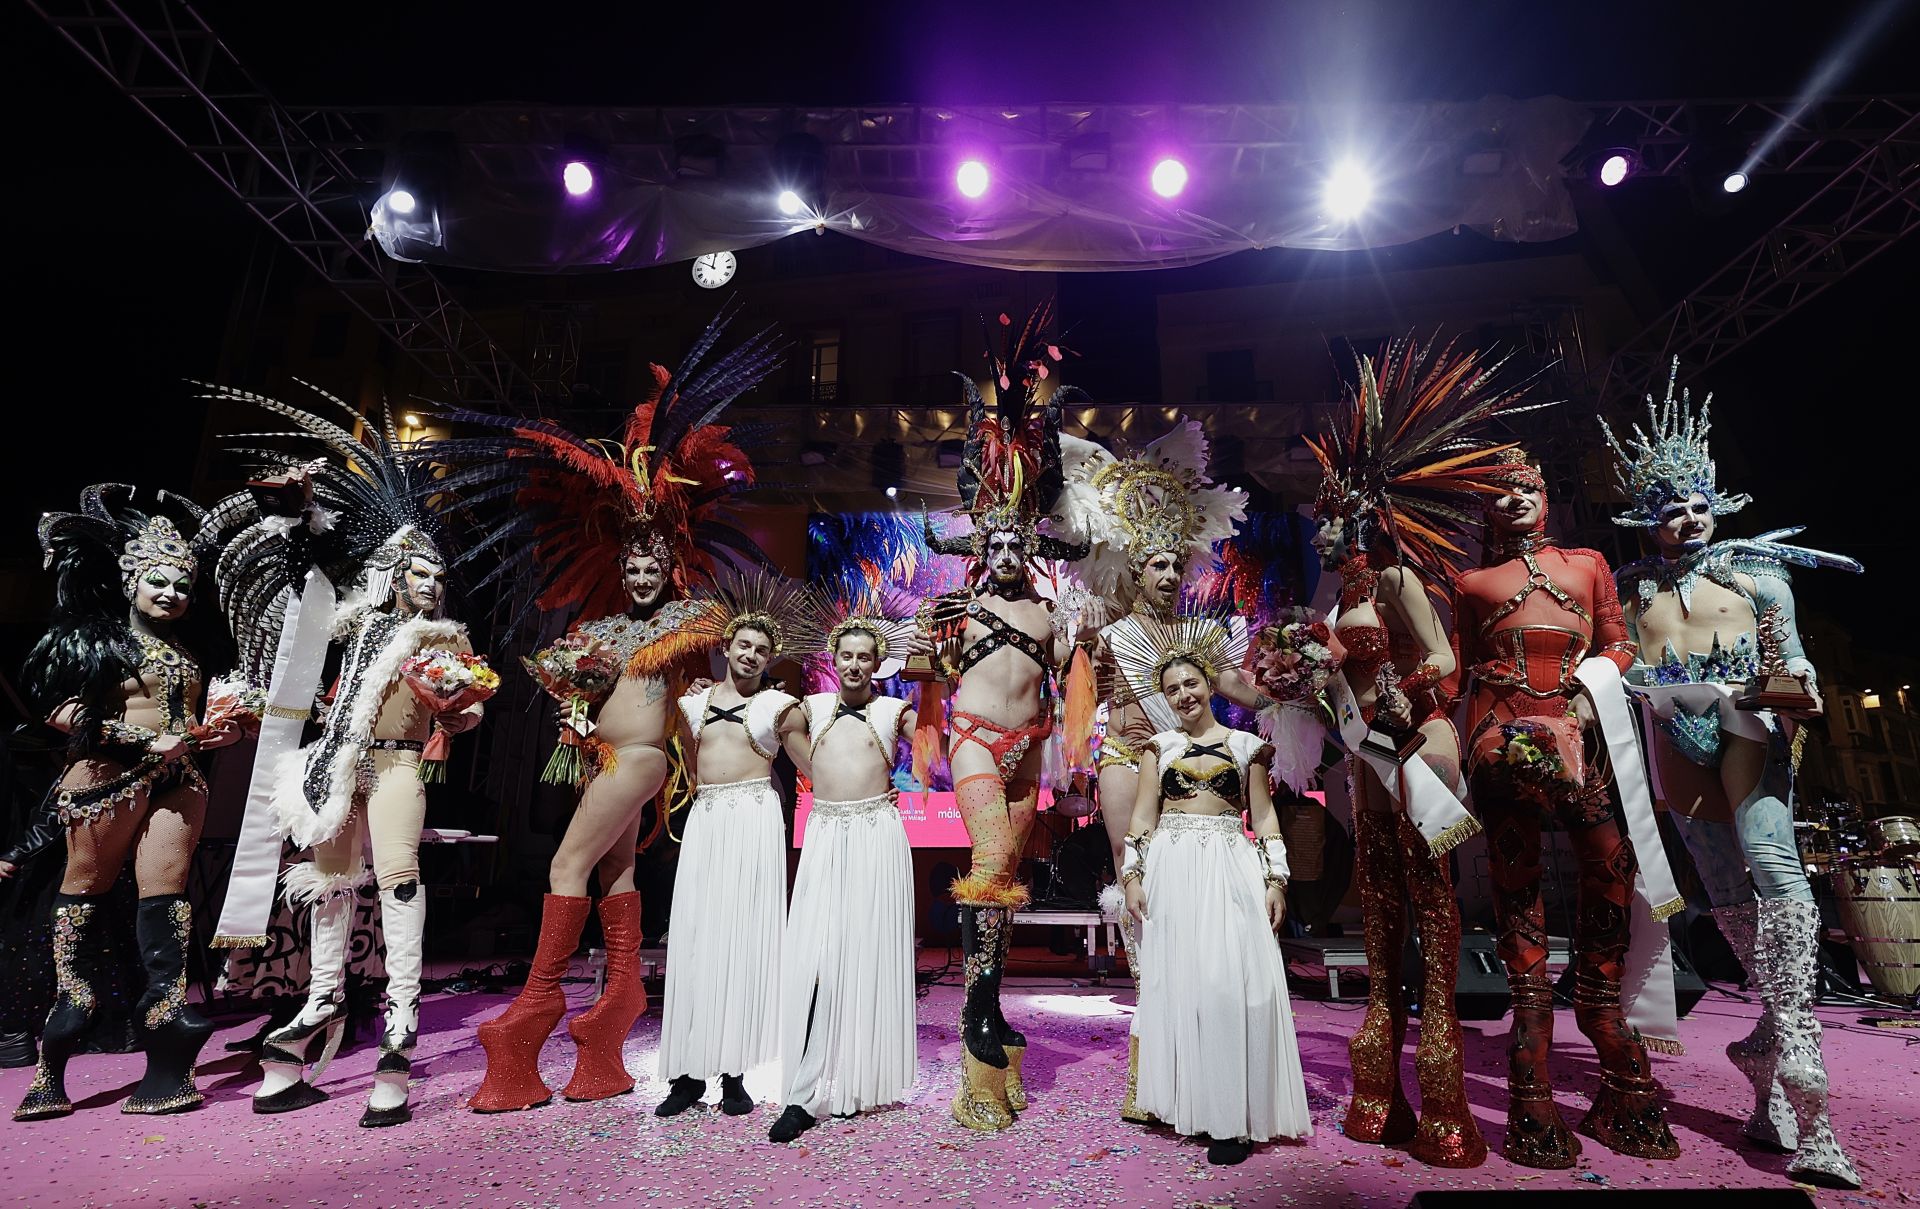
[1150,157,1189,198]
[387,189,418,215]
[956,160,991,199]
[1722,170,1750,194]
[1323,160,1373,222]
[562,161,594,196]
[1598,154,1631,188]
[885,485,899,499]
[777,189,804,216]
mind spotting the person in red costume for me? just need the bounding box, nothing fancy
[1451,450,1685,1167]
[1286,335,1547,1170]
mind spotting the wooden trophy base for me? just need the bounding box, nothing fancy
[1359,727,1427,764]
[1737,673,1816,712]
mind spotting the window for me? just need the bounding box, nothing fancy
[809,331,840,404]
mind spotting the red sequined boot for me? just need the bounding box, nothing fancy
[1343,805,1416,1144]
[469,894,591,1112]
[562,892,646,1101]
[1399,816,1488,1168]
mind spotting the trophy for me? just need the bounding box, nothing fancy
[1738,605,1817,711]
[1359,664,1428,763]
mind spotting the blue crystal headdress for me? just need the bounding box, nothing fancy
[1598,358,1752,529]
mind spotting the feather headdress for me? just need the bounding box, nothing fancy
[423,302,784,625]
[1598,357,1751,529]
[199,379,453,627]
[1054,419,1247,602]
[1307,333,1552,580]
[925,301,1091,566]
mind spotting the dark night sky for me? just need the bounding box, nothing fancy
[8,1,1916,643]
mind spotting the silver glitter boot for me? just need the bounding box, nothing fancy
[1710,902,1795,1151]
[1757,899,1860,1189]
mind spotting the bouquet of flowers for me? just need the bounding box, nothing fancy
[1475,715,1578,801]
[521,633,622,787]
[1251,608,1344,709]
[1251,608,1346,794]
[401,650,500,782]
[190,675,267,743]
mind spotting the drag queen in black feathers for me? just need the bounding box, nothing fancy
[14,486,247,1121]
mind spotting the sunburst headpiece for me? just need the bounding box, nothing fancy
[1105,611,1250,708]
[1598,358,1751,529]
[801,587,919,680]
[685,568,823,657]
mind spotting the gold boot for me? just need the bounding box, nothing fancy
[1119,1034,1161,1125]
[952,1050,1014,1131]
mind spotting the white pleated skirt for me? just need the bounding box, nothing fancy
[779,793,919,1115]
[1135,812,1312,1143]
[658,777,787,1081]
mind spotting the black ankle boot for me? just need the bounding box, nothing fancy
[655,1075,706,1117]
[768,1103,816,1142]
[125,895,214,1115]
[720,1074,754,1116]
[1207,1136,1252,1165]
[958,907,1008,1068]
[14,894,107,1121]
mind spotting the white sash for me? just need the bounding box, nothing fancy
[212,568,335,947]
[1325,669,1480,855]
[1574,656,1686,1054]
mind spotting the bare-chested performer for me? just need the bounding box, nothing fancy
[452,308,784,1112]
[920,303,1091,1132]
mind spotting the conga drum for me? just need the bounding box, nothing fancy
[1869,815,1920,860]
[1832,859,1920,999]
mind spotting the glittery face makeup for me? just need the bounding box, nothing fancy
[132,565,194,622]
[395,556,446,616]
[621,551,668,608]
[833,630,879,694]
[1487,485,1547,535]
[1652,492,1715,557]
[1135,551,1182,611]
[985,531,1028,586]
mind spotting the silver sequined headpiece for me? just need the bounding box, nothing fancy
[1599,358,1752,529]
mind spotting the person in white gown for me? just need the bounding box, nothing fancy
[1118,616,1312,1165]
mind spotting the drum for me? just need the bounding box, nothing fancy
[1832,860,1920,999]
[1869,815,1920,858]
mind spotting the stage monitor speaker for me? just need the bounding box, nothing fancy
[1408,1190,1813,1208]
[1552,942,1707,1017]
[1406,933,1511,1020]
[925,861,961,943]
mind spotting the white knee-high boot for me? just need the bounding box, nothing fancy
[254,866,361,1113]
[361,882,425,1128]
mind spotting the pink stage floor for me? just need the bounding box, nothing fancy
[3,978,1913,1208]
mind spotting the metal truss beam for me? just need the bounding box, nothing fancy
[1597,105,1919,412]
[1583,95,1918,178]
[28,0,540,410]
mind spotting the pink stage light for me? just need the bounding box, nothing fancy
[1150,157,1189,198]
[955,159,990,199]
[562,161,594,196]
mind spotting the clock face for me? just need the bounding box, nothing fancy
[692,251,737,288]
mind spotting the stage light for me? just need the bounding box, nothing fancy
[1598,153,1632,187]
[1150,157,1189,198]
[403,413,422,427]
[1722,170,1750,194]
[386,189,418,215]
[885,486,899,499]
[777,189,804,216]
[562,161,594,196]
[956,159,990,199]
[1323,160,1372,222]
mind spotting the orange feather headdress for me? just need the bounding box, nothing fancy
[1307,333,1552,581]
[429,303,784,624]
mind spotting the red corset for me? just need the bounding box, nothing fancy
[1337,621,1392,683]
[1473,626,1591,700]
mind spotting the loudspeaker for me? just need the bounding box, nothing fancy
[925,861,961,942]
[1405,933,1511,1020]
[1408,1190,1812,1208]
